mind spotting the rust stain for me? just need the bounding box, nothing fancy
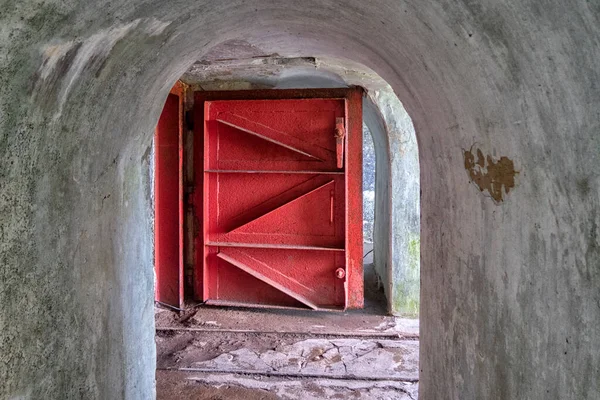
[463,147,518,202]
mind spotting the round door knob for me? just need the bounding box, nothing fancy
[335,268,346,279]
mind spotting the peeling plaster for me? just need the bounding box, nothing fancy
[463,147,518,203]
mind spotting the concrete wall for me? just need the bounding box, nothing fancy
[0,1,599,399]
[364,94,420,316]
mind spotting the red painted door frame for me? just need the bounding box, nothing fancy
[192,88,364,310]
[154,82,185,308]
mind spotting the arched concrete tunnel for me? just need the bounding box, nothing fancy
[1,1,599,399]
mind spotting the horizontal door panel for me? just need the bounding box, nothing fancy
[205,99,345,171]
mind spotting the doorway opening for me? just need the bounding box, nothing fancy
[155,86,364,311]
[152,54,419,399]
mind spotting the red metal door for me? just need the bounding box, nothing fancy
[197,90,362,311]
[154,83,184,309]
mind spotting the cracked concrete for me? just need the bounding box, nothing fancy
[157,370,418,400]
[156,328,419,399]
[156,278,419,400]
[189,338,418,380]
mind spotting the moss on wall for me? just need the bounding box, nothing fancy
[393,233,420,317]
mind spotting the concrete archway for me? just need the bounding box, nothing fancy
[1,2,599,400]
[177,55,420,315]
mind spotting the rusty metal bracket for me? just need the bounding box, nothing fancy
[334,117,346,169]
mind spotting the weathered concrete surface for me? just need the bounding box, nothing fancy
[187,338,418,379]
[1,1,599,400]
[364,93,420,316]
[155,327,418,399]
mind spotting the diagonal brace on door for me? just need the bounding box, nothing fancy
[226,176,335,233]
[216,248,319,310]
[216,112,334,162]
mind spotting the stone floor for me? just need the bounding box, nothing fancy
[155,244,420,399]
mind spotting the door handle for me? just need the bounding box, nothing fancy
[334,117,346,169]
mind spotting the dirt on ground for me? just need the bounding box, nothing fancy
[157,370,279,400]
[156,330,304,369]
[154,263,417,336]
